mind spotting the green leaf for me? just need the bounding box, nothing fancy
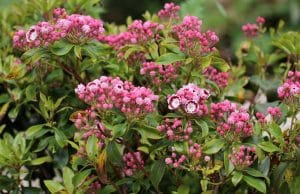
[200,179,208,192]
[112,123,127,138]
[44,180,64,193]
[74,45,82,59]
[63,167,74,193]
[54,128,67,147]
[30,156,52,166]
[26,124,45,139]
[51,41,74,56]
[200,55,212,69]
[194,119,209,137]
[98,185,116,194]
[123,45,143,59]
[258,141,280,152]
[243,176,266,193]
[244,168,270,185]
[25,85,37,101]
[268,123,284,145]
[211,55,230,72]
[177,184,189,194]
[106,141,122,163]
[232,171,243,186]
[203,139,225,154]
[86,135,98,160]
[150,160,166,189]
[156,53,185,65]
[72,169,91,188]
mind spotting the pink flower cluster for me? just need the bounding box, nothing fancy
[242,16,265,37]
[167,83,210,115]
[189,143,202,159]
[13,22,60,49]
[13,8,104,49]
[165,151,186,168]
[157,119,192,140]
[74,109,108,143]
[140,62,178,90]
[173,16,219,56]
[228,145,257,170]
[203,66,229,88]
[101,20,163,62]
[123,152,144,176]
[267,106,281,120]
[75,76,158,118]
[278,71,300,100]
[211,100,253,138]
[255,112,267,124]
[86,177,101,194]
[158,2,180,21]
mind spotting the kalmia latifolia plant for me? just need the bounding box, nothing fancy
[0,0,299,193]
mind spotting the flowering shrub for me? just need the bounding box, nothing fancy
[0,0,299,194]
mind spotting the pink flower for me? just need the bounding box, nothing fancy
[184,101,198,114]
[167,95,181,110]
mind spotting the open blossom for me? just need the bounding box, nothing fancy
[203,66,229,88]
[158,2,180,21]
[167,83,210,116]
[75,76,158,118]
[173,16,219,56]
[228,146,257,170]
[211,100,253,138]
[123,152,144,176]
[157,119,192,140]
[277,71,300,100]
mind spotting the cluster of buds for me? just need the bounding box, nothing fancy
[189,143,202,159]
[203,66,229,88]
[101,20,163,63]
[267,106,282,120]
[74,109,109,142]
[165,150,186,168]
[277,71,300,101]
[86,177,101,194]
[157,119,193,140]
[173,16,219,56]
[228,145,257,170]
[140,62,179,91]
[242,16,265,37]
[13,8,104,50]
[167,83,210,115]
[211,100,253,138]
[158,2,180,22]
[75,76,158,118]
[123,152,144,176]
[255,112,267,124]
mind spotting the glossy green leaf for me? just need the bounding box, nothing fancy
[156,53,185,65]
[50,41,74,56]
[44,180,64,193]
[232,171,243,186]
[150,160,166,189]
[203,139,225,154]
[258,141,280,152]
[243,176,266,193]
[63,167,74,193]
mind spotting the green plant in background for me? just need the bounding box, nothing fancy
[0,0,299,194]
